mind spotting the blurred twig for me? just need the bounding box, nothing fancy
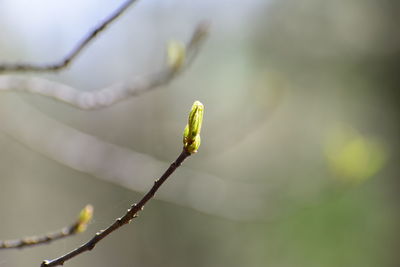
[0,205,93,250]
[41,149,191,267]
[0,0,139,73]
[0,22,208,109]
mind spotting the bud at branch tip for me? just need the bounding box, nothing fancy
[183,101,204,154]
[76,204,94,233]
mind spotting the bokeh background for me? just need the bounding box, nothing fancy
[0,0,399,266]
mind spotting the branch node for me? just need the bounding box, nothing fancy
[95,230,104,236]
[116,217,123,226]
[41,260,50,267]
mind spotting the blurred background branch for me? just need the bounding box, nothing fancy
[0,22,208,109]
[0,0,139,73]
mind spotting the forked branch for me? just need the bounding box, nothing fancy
[0,0,139,73]
[41,149,190,267]
[41,101,204,267]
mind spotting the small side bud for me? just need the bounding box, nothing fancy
[183,101,204,154]
[167,40,186,70]
[76,204,94,233]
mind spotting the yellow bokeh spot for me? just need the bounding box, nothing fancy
[324,124,387,184]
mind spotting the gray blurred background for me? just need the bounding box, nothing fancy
[0,0,399,266]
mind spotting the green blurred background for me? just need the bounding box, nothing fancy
[0,0,399,266]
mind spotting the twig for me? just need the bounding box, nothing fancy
[0,0,139,73]
[41,149,191,267]
[0,22,208,109]
[0,205,93,250]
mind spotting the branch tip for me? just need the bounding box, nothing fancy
[183,101,204,154]
[76,204,94,233]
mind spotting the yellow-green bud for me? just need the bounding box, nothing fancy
[183,101,204,154]
[76,204,93,233]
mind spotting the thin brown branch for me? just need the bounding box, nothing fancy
[0,205,93,250]
[0,0,139,73]
[41,149,191,267]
